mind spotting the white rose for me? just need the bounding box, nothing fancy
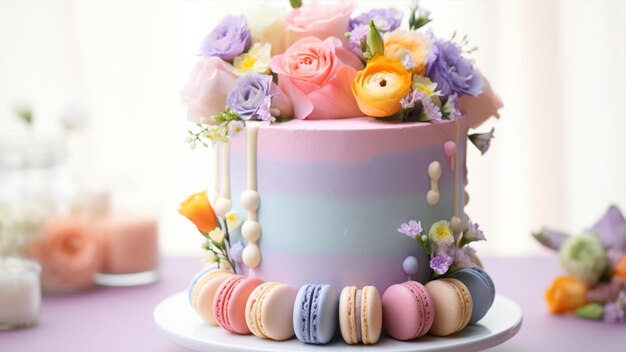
[246,6,292,56]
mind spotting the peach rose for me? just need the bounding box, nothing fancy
[270,37,362,120]
[545,276,589,314]
[460,71,503,128]
[180,57,237,123]
[24,216,103,293]
[286,1,355,47]
[352,56,412,117]
[384,30,432,75]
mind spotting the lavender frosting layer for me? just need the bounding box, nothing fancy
[228,118,468,291]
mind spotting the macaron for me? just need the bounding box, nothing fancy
[213,275,264,334]
[293,284,338,345]
[339,286,382,345]
[451,267,495,324]
[425,278,473,336]
[382,281,433,341]
[246,282,297,341]
[188,267,234,325]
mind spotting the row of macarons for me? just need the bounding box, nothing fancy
[188,266,495,344]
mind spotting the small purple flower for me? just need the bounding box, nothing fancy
[465,222,486,242]
[350,8,403,32]
[587,279,625,303]
[200,15,251,61]
[397,220,423,239]
[400,90,425,110]
[347,24,370,59]
[426,40,483,97]
[603,302,626,324]
[454,245,477,269]
[227,72,273,121]
[469,127,495,155]
[230,241,244,264]
[423,98,442,121]
[430,253,454,275]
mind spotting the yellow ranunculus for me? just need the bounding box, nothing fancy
[233,42,272,76]
[384,30,431,75]
[351,56,412,118]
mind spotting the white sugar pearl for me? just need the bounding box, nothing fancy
[428,161,441,180]
[214,198,232,217]
[242,243,261,268]
[242,221,261,242]
[451,216,462,233]
[240,190,260,212]
[427,190,440,206]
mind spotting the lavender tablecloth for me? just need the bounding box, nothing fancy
[1,256,625,351]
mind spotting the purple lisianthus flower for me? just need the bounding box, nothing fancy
[200,15,251,61]
[350,8,403,32]
[468,127,495,155]
[426,40,483,97]
[603,302,626,324]
[397,220,423,239]
[227,72,273,121]
[430,253,454,275]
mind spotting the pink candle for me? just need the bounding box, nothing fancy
[93,215,159,285]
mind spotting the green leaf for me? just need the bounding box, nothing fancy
[575,302,603,320]
[289,0,302,9]
[365,20,384,59]
[14,105,33,125]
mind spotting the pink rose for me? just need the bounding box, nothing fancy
[460,71,503,128]
[180,57,237,123]
[286,1,355,47]
[270,37,362,120]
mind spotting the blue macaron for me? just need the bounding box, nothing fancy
[293,284,338,344]
[451,266,496,324]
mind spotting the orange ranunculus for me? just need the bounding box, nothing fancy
[383,30,432,75]
[351,56,412,118]
[614,254,626,281]
[545,276,589,314]
[179,191,219,234]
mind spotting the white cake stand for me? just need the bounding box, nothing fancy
[154,291,522,352]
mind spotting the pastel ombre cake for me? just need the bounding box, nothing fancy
[179,0,504,345]
[226,117,468,291]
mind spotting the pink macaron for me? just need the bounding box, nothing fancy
[213,275,264,334]
[382,281,434,341]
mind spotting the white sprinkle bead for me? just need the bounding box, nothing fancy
[242,221,261,242]
[214,197,232,218]
[242,243,261,268]
[427,190,440,206]
[451,216,462,235]
[240,189,260,212]
[427,161,441,206]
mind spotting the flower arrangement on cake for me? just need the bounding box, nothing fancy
[182,0,500,153]
[533,206,626,323]
[177,0,507,346]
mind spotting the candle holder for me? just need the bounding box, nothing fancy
[0,257,41,330]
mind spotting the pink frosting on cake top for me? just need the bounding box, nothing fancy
[231,117,467,163]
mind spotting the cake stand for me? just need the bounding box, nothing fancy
[155,291,521,351]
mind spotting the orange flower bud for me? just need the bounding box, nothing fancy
[545,276,589,314]
[179,191,219,234]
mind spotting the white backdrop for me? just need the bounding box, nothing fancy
[0,0,625,256]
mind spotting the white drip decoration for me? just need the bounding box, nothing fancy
[214,142,233,218]
[210,144,221,206]
[240,122,262,268]
[426,161,441,206]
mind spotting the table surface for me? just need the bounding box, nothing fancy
[1,256,625,352]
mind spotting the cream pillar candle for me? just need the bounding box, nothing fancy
[0,257,41,330]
